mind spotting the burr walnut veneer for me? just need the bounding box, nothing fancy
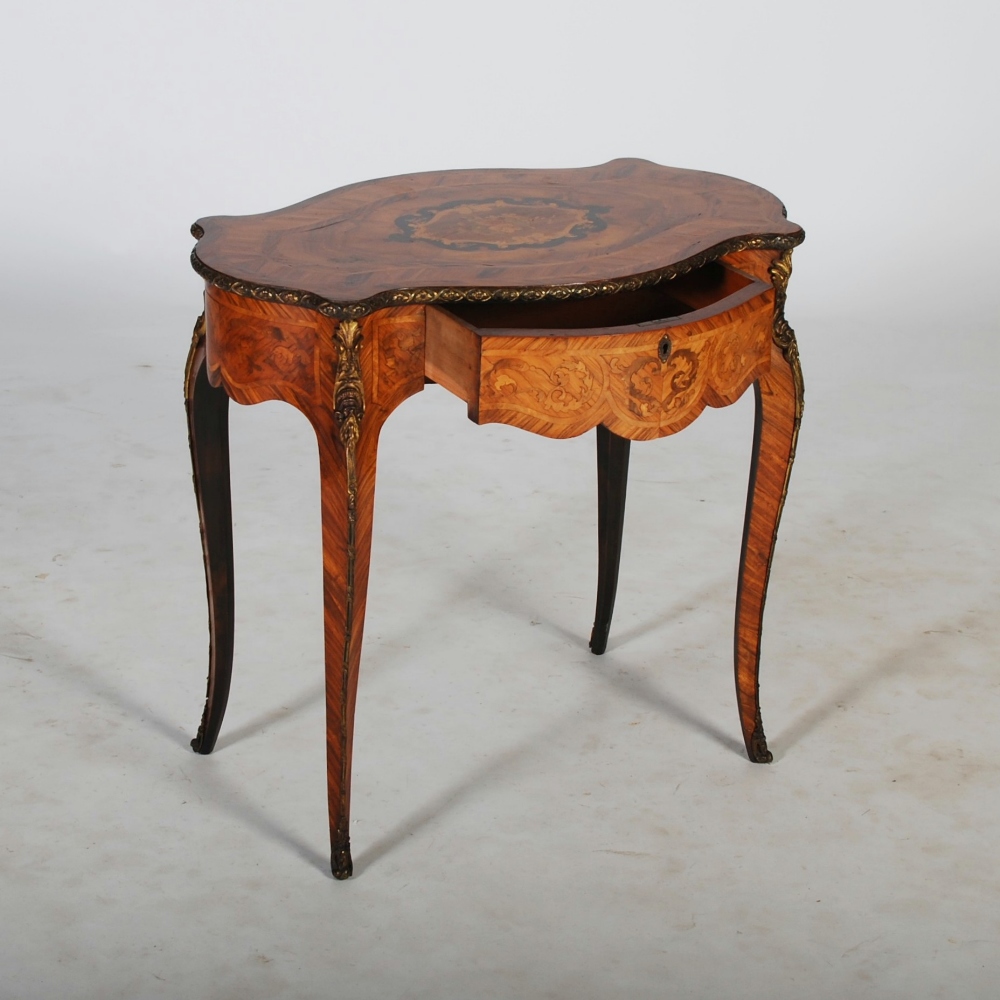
[184,159,805,879]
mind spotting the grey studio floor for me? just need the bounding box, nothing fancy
[2,264,999,999]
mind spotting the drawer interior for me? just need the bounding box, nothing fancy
[440,260,755,331]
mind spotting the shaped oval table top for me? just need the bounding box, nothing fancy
[191,158,803,319]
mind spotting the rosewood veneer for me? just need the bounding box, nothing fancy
[184,158,805,879]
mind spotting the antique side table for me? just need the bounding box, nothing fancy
[185,159,804,879]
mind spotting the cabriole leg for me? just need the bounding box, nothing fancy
[589,424,631,655]
[734,251,803,762]
[321,321,378,880]
[186,314,236,755]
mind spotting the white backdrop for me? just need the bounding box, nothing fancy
[3,3,1000,998]
[3,0,998,325]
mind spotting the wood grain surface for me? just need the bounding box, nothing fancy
[590,425,631,656]
[186,166,804,878]
[195,287,425,878]
[192,159,802,315]
[426,265,774,440]
[185,315,235,756]
[735,341,798,761]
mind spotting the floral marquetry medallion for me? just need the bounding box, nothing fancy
[392,198,609,252]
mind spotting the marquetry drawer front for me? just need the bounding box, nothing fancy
[425,263,775,441]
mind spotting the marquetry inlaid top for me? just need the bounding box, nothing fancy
[191,158,803,317]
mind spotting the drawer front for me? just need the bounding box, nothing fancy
[475,287,774,440]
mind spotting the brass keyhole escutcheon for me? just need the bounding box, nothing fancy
[658,335,672,363]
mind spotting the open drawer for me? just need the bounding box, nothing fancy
[424,260,775,441]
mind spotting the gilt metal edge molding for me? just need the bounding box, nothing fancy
[768,247,804,454]
[330,318,365,881]
[769,250,803,403]
[183,312,207,396]
[749,707,774,764]
[189,230,805,321]
[766,246,804,576]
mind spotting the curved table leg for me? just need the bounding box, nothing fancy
[185,296,423,879]
[589,424,631,655]
[321,320,379,880]
[734,335,802,763]
[185,314,236,755]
